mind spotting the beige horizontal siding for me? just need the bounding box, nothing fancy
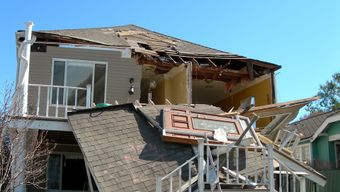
[28,46,141,117]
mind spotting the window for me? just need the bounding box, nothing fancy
[52,59,107,106]
[293,144,311,164]
[336,142,340,169]
[47,153,98,191]
[192,118,239,134]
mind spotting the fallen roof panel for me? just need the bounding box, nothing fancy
[68,104,195,191]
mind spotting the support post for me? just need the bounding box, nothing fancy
[86,84,92,108]
[235,114,259,146]
[267,144,275,192]
[11,129,27,192]
[85,165,94,192]
[186,61,192,104]
[197,138,204,192]
[156,176,162,192]
[299,177,306,192]
[279,129,297,150]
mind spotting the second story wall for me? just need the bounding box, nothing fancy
[27,46,141,117]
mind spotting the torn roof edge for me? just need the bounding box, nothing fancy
[16,24,281,69]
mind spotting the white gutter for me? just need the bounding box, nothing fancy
[16,21,36,116]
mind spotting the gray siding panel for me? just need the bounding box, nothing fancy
[28,46,141,117]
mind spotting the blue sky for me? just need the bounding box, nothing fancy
[0,0,339,115]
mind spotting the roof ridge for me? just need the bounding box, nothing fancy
[38,24,134,32]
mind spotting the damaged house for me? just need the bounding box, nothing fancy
[10,22,326,191]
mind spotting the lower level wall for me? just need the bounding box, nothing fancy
[316,170,340,192]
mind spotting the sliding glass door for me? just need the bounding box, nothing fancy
[52,59,107,107]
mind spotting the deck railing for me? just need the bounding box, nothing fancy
[156,154,198,192]
[274,156,306,192]
[156,139,309,192]
[202,142,274,191]
[27,83,92,118]
[274,129,301,153]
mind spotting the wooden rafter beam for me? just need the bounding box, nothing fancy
[207,58,217,67]
[247,61,255,80]
[161,52,177,64]
[190,58,200,66]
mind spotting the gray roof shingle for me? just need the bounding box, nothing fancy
[287,110,340,140]
[39,25,235,56]
[68,103,195,192]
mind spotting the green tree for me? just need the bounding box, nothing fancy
[306,72,340,114]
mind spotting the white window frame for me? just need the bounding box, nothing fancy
[51,58,108,106]
[335,141,340,169]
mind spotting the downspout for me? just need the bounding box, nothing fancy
[17,21,35,116]
[11,22,35,192]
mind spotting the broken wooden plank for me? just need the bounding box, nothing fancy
[246,61,254,80]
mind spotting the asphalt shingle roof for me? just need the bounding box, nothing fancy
[287,110,340,140]
[68,104,195,192]
[39,24,237,56]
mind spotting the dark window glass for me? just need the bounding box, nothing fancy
[61,155,87,190]
[66,63,93,106]
[47,154,98,190]
[93,64,106,104]
[47,154,61,189]
[52,61,65,105]
[52,61,106,107]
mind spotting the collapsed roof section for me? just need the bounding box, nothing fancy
[17,24,281,83]
[67,101,326,191]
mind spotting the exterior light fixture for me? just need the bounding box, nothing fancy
[129,78,135,95]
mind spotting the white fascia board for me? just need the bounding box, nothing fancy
[329,134,340,142]
[273,148,326,186]
[10,119,72,132]
[59,45,131,58]
[311,113,340,142]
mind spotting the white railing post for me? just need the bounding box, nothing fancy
[299,177,306,192]
[188,161,192,192]
[197,139,204,192]
[156,176,162,192]
[55,87,59,117]
[267,144,275,192]
[46,86,50,117]
[86,84,92,108]
[280,129,297,150]
[291,136,301,154]
[36,86,41,115]
[64,88,69,118]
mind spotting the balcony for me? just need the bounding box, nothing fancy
[27,83,92,119]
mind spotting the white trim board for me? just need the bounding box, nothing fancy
[273,148,326,186]
[59,45,132,58]
[311,113,340,142]
[10,119,72,132]
[329,134,340,142]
